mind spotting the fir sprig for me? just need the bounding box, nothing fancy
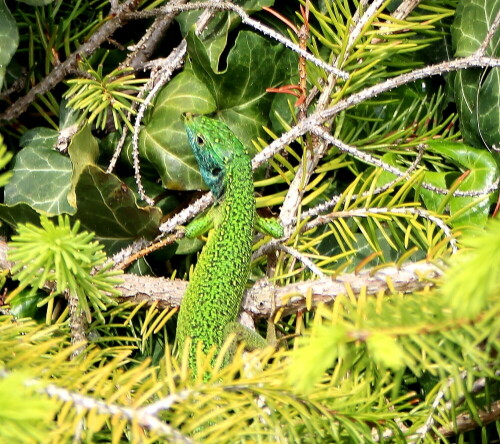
[64,60,146,132]
[8,215,123,322]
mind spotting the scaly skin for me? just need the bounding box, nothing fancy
[176,114,256,373]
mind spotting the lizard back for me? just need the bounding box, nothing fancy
[176,115,255,371]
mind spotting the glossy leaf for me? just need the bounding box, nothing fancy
[140,71,216,190]
[186,30,298,149]
[19,128,58,150]
[0,202,40,228]
[451,0,499,57]
[176,0,274,71]
[67,124,99,208]
[4,145,74,215]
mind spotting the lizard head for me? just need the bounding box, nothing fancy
[183,113,248,199]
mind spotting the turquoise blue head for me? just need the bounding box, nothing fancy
[183,113,247,198]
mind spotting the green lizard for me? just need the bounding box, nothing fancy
[176,113,283,377]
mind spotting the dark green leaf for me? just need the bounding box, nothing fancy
[451,0,500,149]
[0,203,40,228]
[187,30,298,148]
[73,166,162,252]
[9,289,44,319]
[176,0,274,71]
[477,68,500,149]
[451,0,500,57]
[19,128,58,150]
[67,124,99,208]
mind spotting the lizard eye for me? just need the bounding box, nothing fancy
[211,167,221,178]
[196,134,205,146]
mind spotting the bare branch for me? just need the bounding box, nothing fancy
[111,261,442,319]
[129,2,349,79]
[312,127,498,198]
[302,144,426,218]
[122,0,189,71]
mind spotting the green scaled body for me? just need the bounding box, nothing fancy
[177,114,258,373]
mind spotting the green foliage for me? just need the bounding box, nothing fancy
[420,140,499,229]
[0,0,499,442]
[8,215,122,321]
[64,61,147,132]
[4,145,74,214]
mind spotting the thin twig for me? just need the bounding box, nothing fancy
[252,54,500,168]
[279,0,386,231]
[305,206,457,253]
[128,2,349,79]
[123,0,189,71]
[312,127,498,198]
[302,144,426,218]
[129,41,188,204]
[275,244,326,278]
[42,383,194,443]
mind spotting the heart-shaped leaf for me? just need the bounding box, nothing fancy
[140,70,216,190]
[176,0,274,71]
[186,30,298,148]
[4,145,75,215]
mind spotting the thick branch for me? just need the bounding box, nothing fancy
[113,261,441,319]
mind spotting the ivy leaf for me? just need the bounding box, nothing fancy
[4,144,75,215]
[140,70,216,190]
[186,30,298,149]
[421,141,499,229]
[0,0,18,90]
[73,166,162,252]
[176,0,274,71]
[451,0,499,57]
[451,0,500,149]
[477,68,500,150]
